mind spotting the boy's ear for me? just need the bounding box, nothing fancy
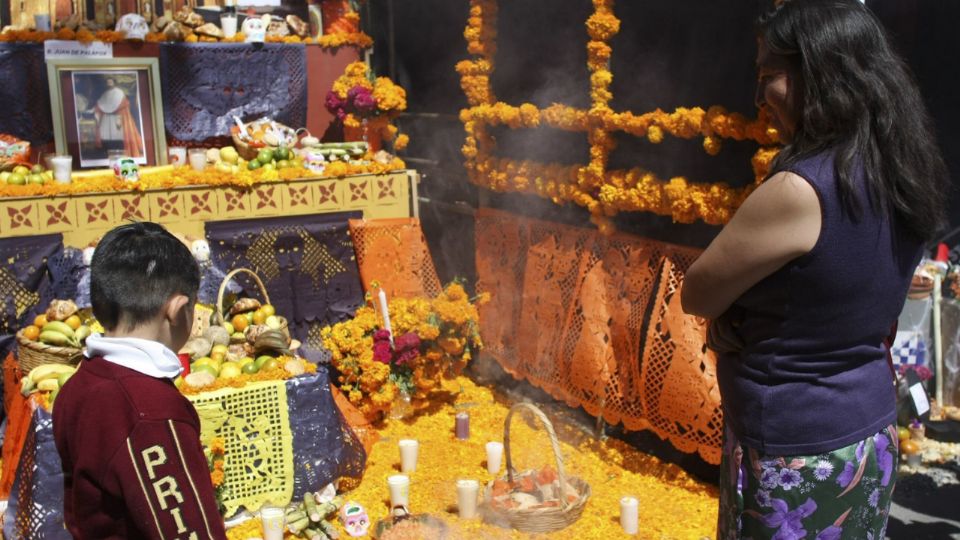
[163,293,191,325]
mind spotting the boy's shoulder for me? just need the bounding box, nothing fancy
[57,356,196,425]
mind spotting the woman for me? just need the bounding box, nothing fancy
[681,1,949,538]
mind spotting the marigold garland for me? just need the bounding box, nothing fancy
[0,28,372,49]
[0,158,406,199]
[459,0,781,230]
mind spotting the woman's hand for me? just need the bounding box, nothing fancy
[707,308,745,354]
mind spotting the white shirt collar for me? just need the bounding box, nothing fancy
[84,334,183,379]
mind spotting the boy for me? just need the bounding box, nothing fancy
[53,222,226,539]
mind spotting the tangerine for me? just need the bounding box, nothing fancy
[231,314,249,332]
[252,309,267,326]
[22,325,40,341]
[33,314,48,327]
[64,315,82,330]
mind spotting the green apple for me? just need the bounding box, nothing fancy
[12,165,30,176]
[31,164,45,174]
[7,173,26,185]
[0,171,10,183]
[255,355,274,369]
[27,173,45,185]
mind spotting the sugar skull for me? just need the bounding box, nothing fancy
[190,238,211,262]
[116,13,149,40]
[302,148,326,174]
[339,502,369,537]
[113,157,139,182]
[242,16,266,43]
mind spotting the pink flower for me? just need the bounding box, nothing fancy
[348,86,376,115]
[373,340,392,364]
[395,332,421,352]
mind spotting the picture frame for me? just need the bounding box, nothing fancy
[47,57,167,170]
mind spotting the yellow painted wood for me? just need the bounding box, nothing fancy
[0,171,413,247]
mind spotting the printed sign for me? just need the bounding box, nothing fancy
[44,40,114,60]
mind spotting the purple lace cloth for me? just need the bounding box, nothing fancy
[0,43,53,146]
[159,43,307,142]
[204,212,365,347]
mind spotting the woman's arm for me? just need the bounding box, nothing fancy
[680,171,821,319]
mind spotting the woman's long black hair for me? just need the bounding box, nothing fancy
[758,0,949,241]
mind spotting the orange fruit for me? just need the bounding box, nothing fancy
[33,314,48,328]
[22,325,40,341]
[64,315,82,330]
[231,314,249,332]
[252,309,267,326]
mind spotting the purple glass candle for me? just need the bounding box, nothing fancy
[455,412,470,440]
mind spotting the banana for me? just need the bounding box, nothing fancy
[28,364,76,384]
[37,378,59,392]
[74,325,92,343]
[41,321,77,341]
[38,331,79,348]
[20,377,35,396]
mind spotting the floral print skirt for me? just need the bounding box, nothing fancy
[718,424,898,540]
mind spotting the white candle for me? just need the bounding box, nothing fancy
[378,288,394,346]
[387,474,410,510]
[485,441,503,475]
[934,274,943,406]
[456,479,480,519]
[260,505,285,540]
[620,496,639,535]
[50,156,73,184]
[399,439,419,473]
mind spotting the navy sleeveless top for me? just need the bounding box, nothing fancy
[716,151,923,455]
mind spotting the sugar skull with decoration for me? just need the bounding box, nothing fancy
[113,157,139,182]
[302,148,326,174]
[242,16,266,43]
[115,13,149,40]
[339,501,369,537]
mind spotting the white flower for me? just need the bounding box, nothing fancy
[813,460,834,481]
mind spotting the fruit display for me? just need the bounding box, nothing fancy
[0,163,54,186]
[178,300,307,391]
[20,363,76,405]
[20,299,95,349]
[486,466,582,511]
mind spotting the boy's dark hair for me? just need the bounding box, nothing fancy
[91,222,199,331]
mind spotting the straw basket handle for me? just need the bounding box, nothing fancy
[503,402,570,510]
[215,268,272,324]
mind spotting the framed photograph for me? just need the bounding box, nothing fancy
[47,58,167,169]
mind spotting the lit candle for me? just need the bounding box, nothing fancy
[378,288,394,347]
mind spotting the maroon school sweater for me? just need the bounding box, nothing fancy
[53,356,227,540]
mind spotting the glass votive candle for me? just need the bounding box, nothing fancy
[49,155,73,184]
[456,479,480,519]
[188,148,208,171]
[387,474,410,510]
[221,14,238,38]
[260,504,285,540]
[168,146,187,168]
[455,411,470,440]
[399,439,419,473]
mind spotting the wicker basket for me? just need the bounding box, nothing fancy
[229,121,297,161]
[215,268,290,342]
[480,402,591,533]
[16,329,83,374]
